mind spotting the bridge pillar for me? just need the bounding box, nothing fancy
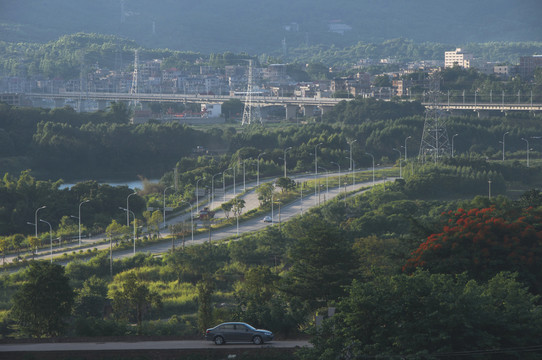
[475,110,489,118]
[97,100,109,111]
[53,98,65,108]
[302,105,316,117]
[285,105,298,120]
[319,105,334,116]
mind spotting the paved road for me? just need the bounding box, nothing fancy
[4,170,393,264]
[0,340,310,352]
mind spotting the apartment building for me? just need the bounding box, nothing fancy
[445,48,473,69]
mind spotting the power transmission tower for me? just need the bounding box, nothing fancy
[130,50,140,108]
[241,59,262,125]
[418,71,450,163]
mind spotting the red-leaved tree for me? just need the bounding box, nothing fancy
[404,206,542,294]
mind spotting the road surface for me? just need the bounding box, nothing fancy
[4,171,394,264]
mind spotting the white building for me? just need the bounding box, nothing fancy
[444,48,473,69]
[201,103,221,118]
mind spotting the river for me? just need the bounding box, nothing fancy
[59,178,160,190]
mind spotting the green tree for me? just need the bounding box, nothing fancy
[109,272,161,332]
[221,98,244,120]
[302,271,542,360]
[107,101,131,124]
[144,210,163,237]
[0,236,7,265]
[256,182,274,206]
[27,236,40,260]
[73,275,108,318]
[275,177,296,193]
[231,198,245,217]
[197,274,215,333]
[10,234,25,258]
[282,212,357,311]
[221,202,233,219]
[105,220,125,242]
[11,261,74,337]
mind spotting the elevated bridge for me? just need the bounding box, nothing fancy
[20,92,542,119]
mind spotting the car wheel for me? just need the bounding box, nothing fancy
[214,336,225,345]
[252,335,263,345]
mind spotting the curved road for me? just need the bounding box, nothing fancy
[3,170,393,264]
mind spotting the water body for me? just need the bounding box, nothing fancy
[59,179,159,190]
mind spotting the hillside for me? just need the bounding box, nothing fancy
[1,0,541,54]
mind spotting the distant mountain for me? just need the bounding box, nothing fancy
[1,0,541,54]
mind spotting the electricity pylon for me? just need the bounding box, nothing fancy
[241,59,262,125]
[418,71,450,163]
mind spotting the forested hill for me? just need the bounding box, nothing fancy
[1,0,541,54]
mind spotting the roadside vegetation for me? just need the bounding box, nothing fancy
[2,68,542,358]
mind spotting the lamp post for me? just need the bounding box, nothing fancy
[393,148,402,178]
[404,136,411,161]
[488,179,492,199]
[119,207,136,254]
[34,205,46,237]
[522,137,530,167]
[243,160,247,192]
[233,164,236,196]
[366,152,375,186]
[319,166,329,198]
[283,147,292,178]
[180,200,194,242]
[314,143,323,201]
[196,178,205,213]
[452,133,459,158]
[76,200,90,246]
[211,172,222,208]
[502,131,509,161]
[223,168,232,201]
[331,161,341,190]
[257,152,266,186]
[163,186,173,229]
[314,143,323,175]
[126,192,137,227]
[348,139,357,186]
[39,219,53,263]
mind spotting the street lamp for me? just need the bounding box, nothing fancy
[522,137,530,167]
[502,131,509,161]
[404,136,411,161]
[393,148,402,178]
[243,159,248,192]
[77,200,90,246]
[39,219,53,263]
[223,168,232,201]
[314,143,323,201]
[126,192,137,227]
[180,200,194,242]
[330,161,341,189]
[314,143,323,175]
[283,147,292,178]
[211,172,222,208]
[195,178,205,213]
[34,205,46,237]
[366,152,375,186]
[163,186,174,229]
[257,152,266,186]
[452,133,459,158]
[119,207,136,254]
[319,166,329,198]
[347,139,357,186]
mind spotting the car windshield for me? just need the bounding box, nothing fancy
[243,323,256,330]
